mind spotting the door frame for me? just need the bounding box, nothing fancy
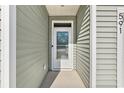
[51,20,73,71]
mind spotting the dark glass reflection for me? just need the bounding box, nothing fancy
[57,32,69,59]
[57,32,68,45]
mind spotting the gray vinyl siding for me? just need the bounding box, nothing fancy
[48,16,77,70]
[96,5,122,88]
[16,5,49,88]
[76,5,90,88]
[0,6,1,88]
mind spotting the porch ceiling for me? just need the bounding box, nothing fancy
[45,5,80,16]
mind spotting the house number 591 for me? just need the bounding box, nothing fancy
[119,13,124,34]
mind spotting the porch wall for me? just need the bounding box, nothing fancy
[96,5,122,88]
[48,16,77,70]
[16,5,49,88]
[76,5,90,88]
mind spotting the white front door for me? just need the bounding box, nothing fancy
[53,27,73,70]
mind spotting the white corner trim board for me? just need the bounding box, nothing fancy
[1,5,10,88]
[117,8,124,88]
[1,5,16,88]
[9,5,16,88]
[90,5,96,88]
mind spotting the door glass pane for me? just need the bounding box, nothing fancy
[57,32,68,59]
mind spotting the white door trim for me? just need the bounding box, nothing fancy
[90,5,96,88]
[117,8,124,88]
[51,20,73,71]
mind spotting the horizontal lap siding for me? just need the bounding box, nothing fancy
[16,6,48,88]
[96,5,121,88]
[0,6,1,87]
[76,5,90,88]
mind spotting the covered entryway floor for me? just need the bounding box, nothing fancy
[41,70,85,88]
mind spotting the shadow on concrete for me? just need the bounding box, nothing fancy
[40,71,60,88]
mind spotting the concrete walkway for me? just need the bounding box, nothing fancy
[41,70,85,88]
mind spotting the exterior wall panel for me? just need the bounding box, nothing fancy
[16,5,49,88]
[76,5,90,88]
[96,5,122,88]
